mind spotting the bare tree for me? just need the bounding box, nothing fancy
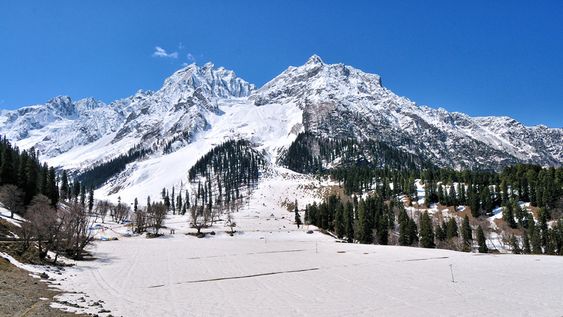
[15,195,96,262]
[25,195,62,261]
[0,184,23,218]
[18,218,35,254]
[95,200,112,223]
[149,202,167,235]
[210,203,222,225]
[225,209,236,236]
[62,202,96,260]
[133,208,148,234]
[190,205,207,235]
[112,201,130,224]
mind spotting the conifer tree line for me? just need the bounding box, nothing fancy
[188,139,264,205]
[162,129,194,155]
[305,193,426,247]
[77,145,151,189]
[146,140,265,235]
[0,136,59,207]
[306,163,562,255]
[0,136,102,261]
[422,164,562,215]
[187,140,264,233]
[282,132,432,174]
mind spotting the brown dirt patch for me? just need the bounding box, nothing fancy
[0,258,85,317]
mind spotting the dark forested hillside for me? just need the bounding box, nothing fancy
[188,139,265,206]
[281,132,432,174]
[0,136,59,207]
[76,146,151,189]
[309,163,563,256]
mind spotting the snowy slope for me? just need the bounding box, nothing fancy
[22,175,563,317]
[252,55,562,169]
[1,55,562,202]
[97,98,303,203]
[2,159,561,317]
[51,237,563,317]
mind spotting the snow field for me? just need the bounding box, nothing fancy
[52,229,563,317]
[42,172,563,316]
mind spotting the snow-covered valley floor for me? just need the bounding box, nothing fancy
[42,172,562,317]
[53,230,563,317]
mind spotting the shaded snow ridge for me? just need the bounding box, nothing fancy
[0,55,561,201]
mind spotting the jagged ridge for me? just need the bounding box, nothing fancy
[0,55,561,200]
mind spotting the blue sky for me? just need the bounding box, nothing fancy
[1,1,562,127]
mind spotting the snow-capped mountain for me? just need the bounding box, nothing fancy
[0,96,125,158]
[1,55,561,201]
[0,62,255,170]
[252,55,562,169]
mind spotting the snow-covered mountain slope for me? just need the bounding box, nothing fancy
[0,96,125,158]
[97,99,303,203]
[1,55,561,201]
[0,63,255,171]
[252,55,562,169]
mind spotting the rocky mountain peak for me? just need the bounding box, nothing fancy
[0,56,561,177]
[162,62,254,99]
[47,96,76,116]
[305,54,324,66]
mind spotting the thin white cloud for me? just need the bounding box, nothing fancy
[187,53,196,63]
[153,46,178,59]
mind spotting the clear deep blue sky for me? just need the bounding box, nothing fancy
[1,1,562,127]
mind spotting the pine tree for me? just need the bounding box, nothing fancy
[419,212,435,248]
[477,225,488,253]
[344,202,354,242]
[88,187,94,213]
[459,184,466,205]
[544,229,556,255]
[446,217,459,239]
[47,167,58,206]
[448,184,457,207]
[503,202,517,228]
[294,203,302,229]
[480,186,492,215]
[80,184,86,207]
[134,197,138,213]
[461,215,472,249]
[510,236,521,254]
[60,170,69,201]
[408,218,418,245]
[177,193,183,215]
[171,187,176,214]
[334,203,344,239]
[538,207,549,248]
[437,185,445,205]
[399,213,411,246]
[531,225,542,254]
[356,199,372,244]
[469,187,480,218]
[376,213,389,245]
[523,232,531,254]
[164,191,171,210]
[435,222,446,242]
